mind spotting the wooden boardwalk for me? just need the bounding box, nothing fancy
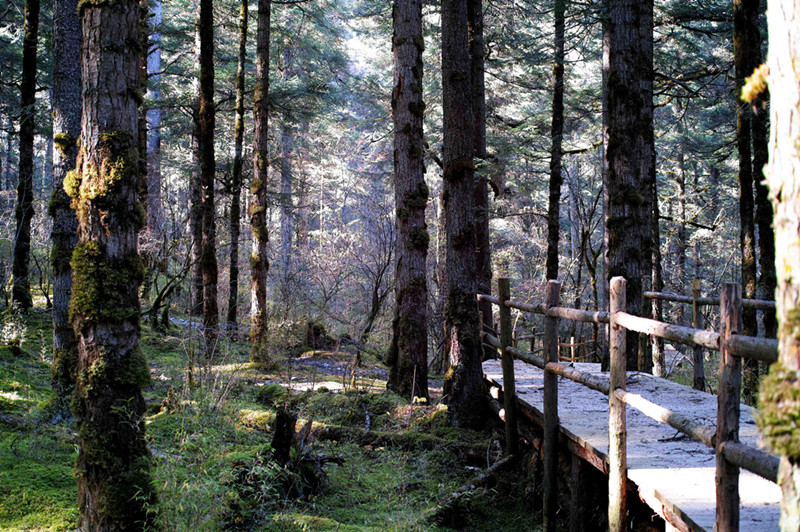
[483,360,781,531]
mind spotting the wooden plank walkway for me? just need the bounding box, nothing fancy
[483,360,781,531]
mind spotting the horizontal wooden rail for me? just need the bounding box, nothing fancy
[506,300,546,314]
[614,312,721,350]
[547,306,610,324]
[719,440,780,483]
[644,291,776,311]
[613,389,716,448]
[725,335,778,363]
[477,294,501,306]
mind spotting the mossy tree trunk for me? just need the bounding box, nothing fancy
[250,0,271,362]
[603,0,654,371]
[49,0,80,418]
[756,2,800,526]
[387,0,429,401]
[735,0,760,405]
[227,0,247,326]
[441,0,487,428]
[198,0,219,355]
[545,0,565,282]
[69,0,157,526]
[11,0,39,312]
[468,0,492,360]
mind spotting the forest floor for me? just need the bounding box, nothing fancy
[0,306,538,531]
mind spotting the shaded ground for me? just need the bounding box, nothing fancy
[0,308,534,531]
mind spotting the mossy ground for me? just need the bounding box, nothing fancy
[0,307,538,531]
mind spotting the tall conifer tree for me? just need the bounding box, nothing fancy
[69,0,157,525]
[388,0,429,400]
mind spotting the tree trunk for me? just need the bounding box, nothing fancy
[676,117,687,326]
[146,0,163,239]
[757,3,800,526]
[49,0,80,418]
[748,2,776,342]
[189,14,204,317]
[198,0,218,355]
[279,122,293,285]
[545,0,565,283]
[441,0,487,428]
[468,0,492,359]
[603,0,654,371]
[387,0,429,401]
[70,1,157,526]
[250,0,271,362]
[650,149,665,377]
[227,0,247,326]
[734,0,759,405]
[11,0,39,311]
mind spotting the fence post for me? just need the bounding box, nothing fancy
[543,280,561,532]
[609,276,627,532]
[498,277,518,457]
[716,283,742,531]
[692,279,705,390]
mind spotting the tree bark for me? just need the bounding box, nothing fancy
[757,4,800,528]
[189,14,204,317]
[146,0,163,239]
[734,0,759,405]
[250,0,271,362]
[198,0,218,355]
[650,151,665,377]
[70,1,157,526]
[279,122,293,285]
[50,0,80,418]
[227,0,247,326]
[468,0,492,359]
[441,0,487,428]
[603,0,654,371]
[11,0,39,311]
[748,2,776,342]
[387,0,429,401]
[545,0,565,282]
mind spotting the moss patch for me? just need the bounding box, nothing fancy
[758,362,800,459]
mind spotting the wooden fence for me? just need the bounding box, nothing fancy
[478,277,779,532]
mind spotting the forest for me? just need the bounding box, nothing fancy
[1,0,800,529]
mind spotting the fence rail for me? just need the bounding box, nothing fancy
[479,276,779,532]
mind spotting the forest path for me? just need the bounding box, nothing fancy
[483,360,780,531]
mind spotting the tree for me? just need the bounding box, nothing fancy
[468,0,492,357]
[749,0,776,344]
[146,0,164,239]
[68,0,157,525]
[545,0,565,282]
[755,1,800,525]
[227,0,248,325]
[251,0,271,361]
[49,0,80,418]
[198,0,219,353]
[603,0,654,371]
[11,0,39,311]
[734,0,760,403]
[441,0,487,427]
[387,0,429,400]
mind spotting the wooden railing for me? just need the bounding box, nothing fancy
[644,280,776,389]
[478,277,779,532]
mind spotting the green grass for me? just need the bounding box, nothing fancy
[0,307,538,531]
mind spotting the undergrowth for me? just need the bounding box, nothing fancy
[0,307,537,531]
